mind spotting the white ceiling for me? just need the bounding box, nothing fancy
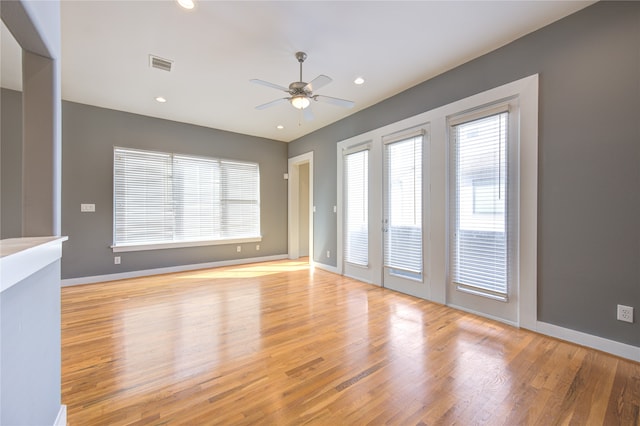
[2,1,593,142]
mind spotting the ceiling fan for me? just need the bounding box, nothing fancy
[250,51,354,121]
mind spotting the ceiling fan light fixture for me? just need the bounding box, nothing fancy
[291,95,310,110]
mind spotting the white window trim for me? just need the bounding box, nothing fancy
[111,237,262,253]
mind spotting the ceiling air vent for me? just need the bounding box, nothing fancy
[149,55,173,72]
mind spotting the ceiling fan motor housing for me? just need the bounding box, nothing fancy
[289,81,310,96]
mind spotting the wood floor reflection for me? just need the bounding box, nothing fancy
[61,259,639,425]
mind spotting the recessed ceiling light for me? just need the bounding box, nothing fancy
[276,125,284,130]
[177,0,195,10]
[155,96,167,103]
[354,77,365,85]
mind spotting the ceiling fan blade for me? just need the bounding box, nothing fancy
[303,107,315,122]
[255,98,289,110]
[304,75,332,93]
[250,79,289,93]
[314,95,355,109]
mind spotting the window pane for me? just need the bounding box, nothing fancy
[384,135,422,275]
[450,112,508,295]
[220,160,260,238]
[344,149,369,266]
[173,155,220,240]
[114,149,173,245]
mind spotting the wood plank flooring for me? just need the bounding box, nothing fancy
[61,259,640,425]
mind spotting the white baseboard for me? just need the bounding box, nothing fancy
[312,261,339,274]
[535,321,640,362]
[443,305,639,362]
[54,405,67,426]
[61,254,288,286]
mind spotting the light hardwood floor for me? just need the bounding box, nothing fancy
[62,259,640,425]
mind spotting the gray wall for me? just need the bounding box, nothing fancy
[1,261,62,425]
[0,88,22,239]
[62,101,288,279]
[288,2,640,347]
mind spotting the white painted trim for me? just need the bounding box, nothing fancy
[53,405,67,426]
[0,236,68,292]
[288,152,314,261]
[535,321,640,362]
[61,254,288,286]
[312,262,340,274]
[112,236,261,253]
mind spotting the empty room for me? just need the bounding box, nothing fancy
[1,0,639,425]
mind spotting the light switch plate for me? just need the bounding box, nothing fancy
[81,203,95,212]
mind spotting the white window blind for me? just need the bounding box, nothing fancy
[449,110,511,299]
[384,134,423,276]
[114,149,174,245]
[219,160,261,239]
[173,154,219,241]
[114,147,260,248]
[344,149,369,266]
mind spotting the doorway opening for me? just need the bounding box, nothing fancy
[288,152,313,264]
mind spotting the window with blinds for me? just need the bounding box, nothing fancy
[114,147,260,249]
[344,149,369,266]
[384,134,423,279]
[449,110,511,300]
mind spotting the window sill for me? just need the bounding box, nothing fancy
[111,236,262,253]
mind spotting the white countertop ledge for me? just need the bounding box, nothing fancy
[0,236,68,293]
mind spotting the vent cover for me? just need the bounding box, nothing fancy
[149,55,173,72]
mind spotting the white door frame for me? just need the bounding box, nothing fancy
[288,152,314,262]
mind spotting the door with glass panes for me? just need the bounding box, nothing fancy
[381,130,428,298]
[342,129,428,298]
[447,105,518,323]
[342,144,377,283]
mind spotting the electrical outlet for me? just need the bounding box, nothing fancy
[256,244,260,251]
[236,246,241,253]
[326,250,330,258]
[114,256,121,265]
[617,305,633,323]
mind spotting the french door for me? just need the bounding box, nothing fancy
[446,104,519,324]
[340,127,428,298]
[382,131,428,298]
[342,143,376,283]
